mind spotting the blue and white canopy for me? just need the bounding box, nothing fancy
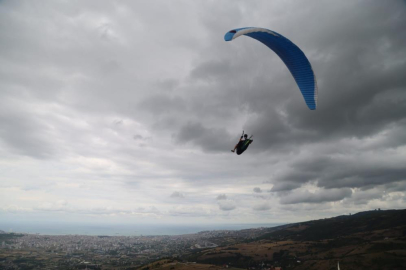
[225,27,318,110]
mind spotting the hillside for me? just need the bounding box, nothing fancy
[258,209,406,242]
[181,209,406,270]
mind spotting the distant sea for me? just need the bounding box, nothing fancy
[0,223,283,236]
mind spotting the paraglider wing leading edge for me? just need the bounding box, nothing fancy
[224,27,318,110]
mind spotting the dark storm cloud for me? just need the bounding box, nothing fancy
[275,155,406,190]
[145,0,406,210]
[271,182,302,192]
[245,1,406,151]
[181,0,406,200]
[280,188,352,205]
[181,0,406,152]
[319,164,406,190]
[175,122,233,152]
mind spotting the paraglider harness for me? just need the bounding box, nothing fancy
[236,131,253,155]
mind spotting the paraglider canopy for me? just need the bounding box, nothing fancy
[225,27,318,110]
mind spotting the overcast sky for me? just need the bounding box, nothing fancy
[1,0,406,228]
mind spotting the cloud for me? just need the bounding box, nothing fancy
[168,206,211,217]
[273,153,406,191]
[280,188,353,205]
[170,191,185,199]
[138,95,187,116]
[253,187,262,193]
[216,194,227,200]
[133,134,144,140]
[345,188,385,205]
[113,119,123,125]
[1,0,406,226]
[252,202,271,211]
[271,182,302,192]
[218,200,236,211]
[133,134,151,141]
[0,202,162,217]
[0,99,57,159]
[0,205,32,213]
[215,194,235,211]
[174,122,233,153]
